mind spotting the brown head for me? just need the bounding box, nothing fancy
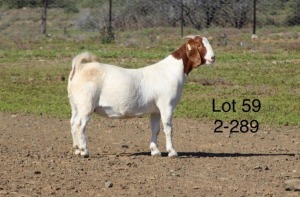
[172,35,215,75]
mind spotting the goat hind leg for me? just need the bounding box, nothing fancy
[73,114,91,157]
[70,102,81,155]
[70,113,80,155]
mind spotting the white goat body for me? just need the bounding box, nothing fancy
[68,36,215,157]
[70,55,185,118]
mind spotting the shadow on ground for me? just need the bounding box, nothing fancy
[121,151,296,158]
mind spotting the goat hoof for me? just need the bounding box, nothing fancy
[80,149,89,158]
[151,150,162,157]
[82,154,89,158]
[74,149,81,155]
[168,151,178,158]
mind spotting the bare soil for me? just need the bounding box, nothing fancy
[0,112,299,197]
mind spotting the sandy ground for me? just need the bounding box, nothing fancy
[0,112,299,197]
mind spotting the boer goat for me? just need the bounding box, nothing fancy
[68,35,215,157]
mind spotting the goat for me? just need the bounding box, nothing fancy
[68,35,215,157]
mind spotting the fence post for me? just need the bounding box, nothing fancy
[42,0,48,34]
[253,0,256,35]
[108,0,114,40]
[181,0,184,37]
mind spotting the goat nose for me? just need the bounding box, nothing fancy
[211,56,216,63]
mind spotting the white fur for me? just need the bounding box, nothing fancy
[202,37,215,64]
[68,38,214,157]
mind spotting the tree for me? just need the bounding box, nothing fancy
[220,0,252,29]
[286,1,300,25]
[0,0,39,8]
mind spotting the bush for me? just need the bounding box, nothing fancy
[0,0,39,9]
[75,9,103,31]
[49,0,79,13]
[286,1,300,26]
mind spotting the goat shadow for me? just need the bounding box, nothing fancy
[126,151,296,158]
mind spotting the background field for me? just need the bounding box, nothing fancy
[0,1,300,126]
[1,24,300,126]
[0,3,299,197]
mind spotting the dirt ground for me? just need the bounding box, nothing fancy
[0,112,299,197]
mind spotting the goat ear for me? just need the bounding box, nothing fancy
[185,40,201,67]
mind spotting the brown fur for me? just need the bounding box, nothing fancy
[172,36,207,75]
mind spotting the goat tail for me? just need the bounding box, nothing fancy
[69,52,100,81]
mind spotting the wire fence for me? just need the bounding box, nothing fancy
[0,0,299,41]
[56,0,300,34]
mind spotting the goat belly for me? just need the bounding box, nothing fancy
[93,69,158,118]
[93,106,135,118]
[94,104,156,119]
[95,96,158,119]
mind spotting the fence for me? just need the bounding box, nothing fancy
[0,0,299,41]
[51,0,300,34]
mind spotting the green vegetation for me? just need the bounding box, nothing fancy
[0,18,300,126]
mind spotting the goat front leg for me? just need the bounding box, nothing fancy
[161,111,178,157]
[150,113,161,156]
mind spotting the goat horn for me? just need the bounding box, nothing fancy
[183,35,196,39]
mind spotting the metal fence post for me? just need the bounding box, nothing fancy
[41,0,48,34]
[253,0,256,35]
[181,0,184,37]
[108,0,114,40]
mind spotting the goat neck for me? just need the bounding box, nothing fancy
[172,44,194,75]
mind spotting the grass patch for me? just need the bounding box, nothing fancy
[0,26,300,127]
